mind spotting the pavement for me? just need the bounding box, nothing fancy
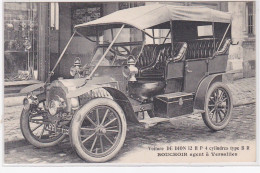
[3,77,256,144]
[4,104,256,164]
[225,77,256,106]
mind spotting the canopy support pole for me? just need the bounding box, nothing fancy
[85,24,125,81]
[152,29,155,44]
[45,31,76,84]
[216,23,231,52]
[162,30,171,44]
[212,22,215,52]
[170,20,174,56]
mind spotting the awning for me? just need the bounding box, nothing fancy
[75,4,232,33]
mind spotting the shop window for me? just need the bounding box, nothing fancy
[4,2,39,81]
[119,2,145,10]
[247,2,255,36]
[71,3,102,36]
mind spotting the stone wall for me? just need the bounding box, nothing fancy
[242,39,256,78]
[227,2,255,78]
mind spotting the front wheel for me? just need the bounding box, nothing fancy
[202,82,233,131]
[20,102,66,148]
[70,98,127,162]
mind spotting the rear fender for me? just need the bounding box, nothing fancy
[194,74,223,110]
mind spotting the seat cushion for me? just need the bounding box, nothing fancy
[128,80,166,102]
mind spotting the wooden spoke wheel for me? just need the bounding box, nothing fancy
[202,82,233,131]
[20,102,66,147]
[70,98,127,162]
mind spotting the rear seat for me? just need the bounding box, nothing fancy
[186,39,231,59]
[133,42,187,78]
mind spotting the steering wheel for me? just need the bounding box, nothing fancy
[110,46,130,57]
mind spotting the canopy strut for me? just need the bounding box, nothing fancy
[45,31,76,84]
[85,24,125,81]
[216,23,231,52]
[212,23,231,58]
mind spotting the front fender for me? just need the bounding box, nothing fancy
[104,87,139,124]
[20,83,45,94]
[194,74,223,110]
[68,85,139,124]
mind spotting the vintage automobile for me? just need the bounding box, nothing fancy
[20,4,234,162]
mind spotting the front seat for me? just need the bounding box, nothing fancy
[128,42,187,102]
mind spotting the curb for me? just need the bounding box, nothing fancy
[4,96,24,107]
[233,101,256,107]
[5,139,29,150]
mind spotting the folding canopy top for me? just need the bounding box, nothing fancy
[75,4,232,33]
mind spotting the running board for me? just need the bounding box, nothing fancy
[139,117,170,128]
[138,109,204,128]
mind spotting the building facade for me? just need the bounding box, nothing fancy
[3,1,256,95]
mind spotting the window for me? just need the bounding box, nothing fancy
[197,25,213,37]
[247,2,255,35]
[145,29,171,44]
[4,2,39,81]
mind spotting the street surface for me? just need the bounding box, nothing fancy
[4,104,256,164]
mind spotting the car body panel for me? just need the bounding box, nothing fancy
[193,73,223,110]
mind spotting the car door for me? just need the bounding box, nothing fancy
[184,59,208,93]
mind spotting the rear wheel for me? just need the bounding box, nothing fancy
[202,82,233,131]
[70,98,127,162]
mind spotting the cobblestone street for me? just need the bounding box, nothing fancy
[3,77,256,164]
[4,104,256,164]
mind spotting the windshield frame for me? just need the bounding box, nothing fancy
[85,24,126,80]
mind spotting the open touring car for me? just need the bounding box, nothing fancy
[20,4,234,162]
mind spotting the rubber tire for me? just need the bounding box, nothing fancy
[70,98,127,163]
[202,82,233,131]
[20,109,66,148]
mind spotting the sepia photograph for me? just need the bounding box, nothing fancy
[1,0,257,165]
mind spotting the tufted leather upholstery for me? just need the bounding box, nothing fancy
[132,44,158,69]
[186,39,231,59]
[132,42,187,77]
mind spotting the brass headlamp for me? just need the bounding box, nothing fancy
[23,94,39,111]
[122,55,138,82]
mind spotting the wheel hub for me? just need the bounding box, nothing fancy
[96,125,106,135]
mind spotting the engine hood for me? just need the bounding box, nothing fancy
[20,76,118,95]
[62,76,116,87]
[51,76,118,93]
